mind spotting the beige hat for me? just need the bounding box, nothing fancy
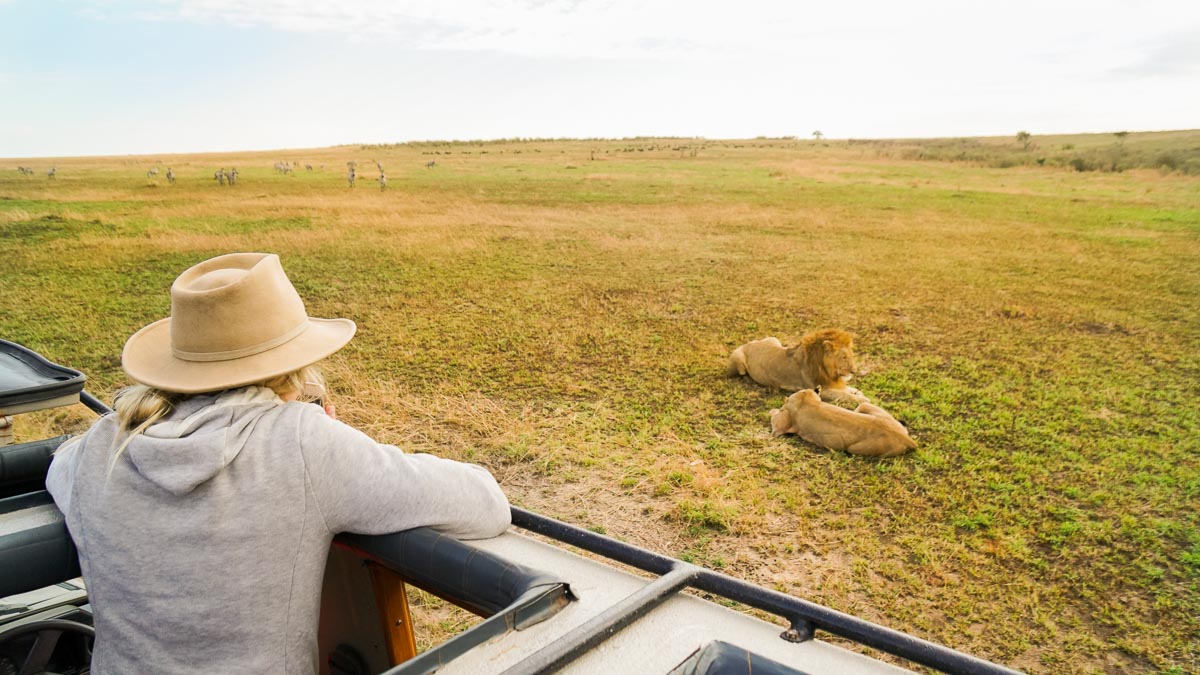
[122,252,356,394]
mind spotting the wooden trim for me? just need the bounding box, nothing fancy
[367,562,418,664]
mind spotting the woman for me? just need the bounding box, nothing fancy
[47,252,510,674]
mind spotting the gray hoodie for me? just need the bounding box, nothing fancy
[46,387,510,674]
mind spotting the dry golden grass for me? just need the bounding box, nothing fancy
[3,133,1199,673]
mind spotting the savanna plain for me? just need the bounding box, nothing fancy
[2,132,1198,673]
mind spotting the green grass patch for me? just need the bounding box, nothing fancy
[2,134,1198,672]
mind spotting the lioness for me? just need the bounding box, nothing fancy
[769,388,916,458]
[727,328,867,405]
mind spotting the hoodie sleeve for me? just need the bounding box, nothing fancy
[45,421,103,516]
[295,405,510,539]
[46,437,82,515]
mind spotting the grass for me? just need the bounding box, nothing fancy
[847,129,1200,175]
[3,133,1199,673]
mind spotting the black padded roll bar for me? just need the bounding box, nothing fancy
[336,528,569,619]
[336,529,573,675]
[0,436,71,499]
[0,491,80,598]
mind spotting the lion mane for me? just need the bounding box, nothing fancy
[795,328,855,389]
[728,328,866,404]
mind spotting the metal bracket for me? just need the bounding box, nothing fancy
[780,618,816,643]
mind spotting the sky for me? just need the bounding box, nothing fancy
[1,0,1197,157]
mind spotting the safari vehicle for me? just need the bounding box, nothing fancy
[0,339,1019,675]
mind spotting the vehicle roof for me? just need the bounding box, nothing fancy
[433,532,911,674]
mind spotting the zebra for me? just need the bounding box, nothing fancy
[305,164,313,172]
[347,166,356,188]
[225,168,237,186]
[378,171,386,191]
[425,161,436,169]
[147,167,159,178]
[217,168,226,186]
[166,168,175,184]
[47,167,56,179]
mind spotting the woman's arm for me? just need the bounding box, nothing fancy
[45,421,103,514]
[295,405,510,539]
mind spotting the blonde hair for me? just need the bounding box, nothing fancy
[101,364,326,474]
[257,365,325,404]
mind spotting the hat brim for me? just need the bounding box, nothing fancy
[122,317,356,394]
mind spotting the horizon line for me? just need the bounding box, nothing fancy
[4,128,1196,162]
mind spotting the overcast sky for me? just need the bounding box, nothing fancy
[1,0,1197,157]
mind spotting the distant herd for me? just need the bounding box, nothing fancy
[15,166,53,178]
[9,158,443,192]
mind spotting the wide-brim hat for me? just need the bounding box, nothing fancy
[122,252,356,394]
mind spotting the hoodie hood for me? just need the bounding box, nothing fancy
[125,386,282,495]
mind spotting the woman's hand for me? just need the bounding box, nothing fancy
[324,403,337,421]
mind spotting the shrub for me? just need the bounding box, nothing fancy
[1155,153,1179,171]
[841,132,1200,176]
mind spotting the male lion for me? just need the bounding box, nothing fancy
[770,388,916,458]
[727,328,867,405]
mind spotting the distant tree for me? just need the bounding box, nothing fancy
[812,130,824,141]
[1016,131,1032,150]
[1111,131,1130,170]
